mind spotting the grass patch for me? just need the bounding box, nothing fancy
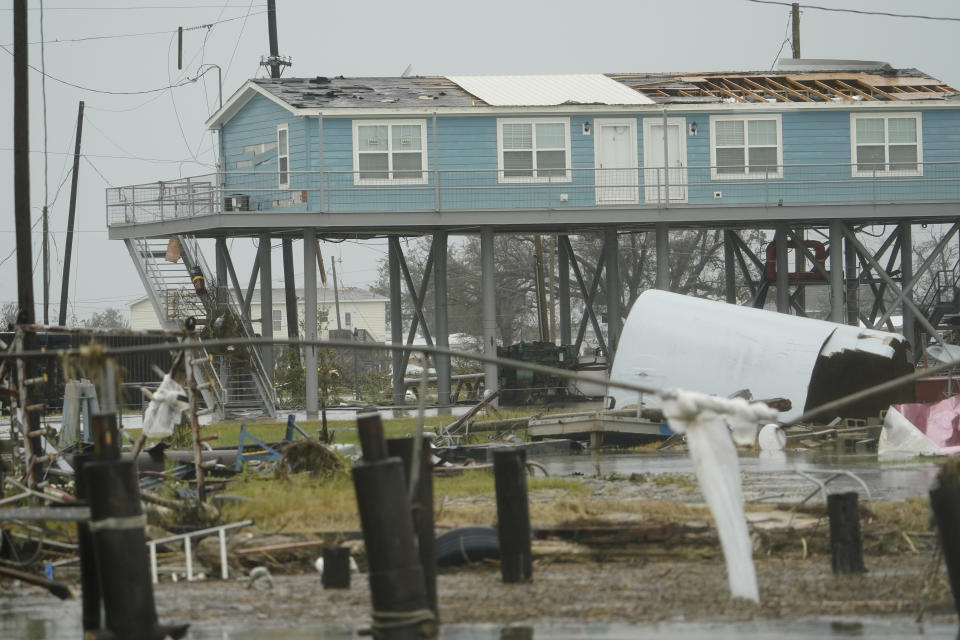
[868,496,934,532]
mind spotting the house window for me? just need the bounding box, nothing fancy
[277,124,289,188]
[497,118,571,183]
[352,120,427,184]
[851,113,922,176]
[318,308,329,325]
[344,312,352,327]
[271,309,282,328]
[709,115,782,179]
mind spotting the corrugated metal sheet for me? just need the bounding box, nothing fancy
[446,74,654,106]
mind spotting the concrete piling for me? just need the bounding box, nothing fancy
[493,447,533,583]
[827,492,865,574]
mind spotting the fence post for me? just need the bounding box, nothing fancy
[493,447,533,583]
[827,492,865,574]
[929,462,960,624]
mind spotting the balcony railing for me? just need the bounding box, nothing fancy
[106,162,960,226]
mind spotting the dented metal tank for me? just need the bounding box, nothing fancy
[608,290,914,421]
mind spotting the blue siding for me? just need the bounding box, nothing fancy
[221,94,960,213]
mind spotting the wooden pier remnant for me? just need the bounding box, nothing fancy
[493,447,533,583]
[353,413,435,639]
[827,492,865,574]
[321,546,351,590]
[929,461,960,624]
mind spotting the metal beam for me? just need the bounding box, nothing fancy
[655,223,669,290]
[433,231,450,409]
[389,239,405,405]
[303,229,318,420]
[841,223,948,351]
[558,235,571,346]
[829,221,844,323]
[398,239,435,370]
[562,236,608,357]
[258,234,273,381]
[900,223,915,362]
[106,201,960,240]
[605,227,621,358]
[775,224,789,313]
[724,230,737,304]
[480,228,498,404]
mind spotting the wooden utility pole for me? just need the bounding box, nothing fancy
[265,0,300,353]
[792,3,801,59]
[59,101,84,327]
[14,0,34,329]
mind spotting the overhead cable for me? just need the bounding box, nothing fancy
[745,0,960,22]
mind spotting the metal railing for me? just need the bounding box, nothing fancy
[106,162,960,226]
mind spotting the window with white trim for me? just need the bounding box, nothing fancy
[352,120,428,184]
[709,115,782,179]
[344,312,352,327]
[497,118,571,183]
[277,124,289,188]
[851,113,922,177]
[271,309,282,328]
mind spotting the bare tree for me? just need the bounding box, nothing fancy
[82,307,130,330]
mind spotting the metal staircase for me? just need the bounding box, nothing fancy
[125,236,276,419]
[914,257,960,359]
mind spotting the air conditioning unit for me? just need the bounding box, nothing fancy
[223,194,250,211]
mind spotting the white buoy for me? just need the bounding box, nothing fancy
[758,423,786,452]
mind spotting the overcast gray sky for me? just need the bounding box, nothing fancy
[2,0,959,323]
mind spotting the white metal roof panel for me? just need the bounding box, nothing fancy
[446,74,654,106]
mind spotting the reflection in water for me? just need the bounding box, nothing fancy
[501,626,534,640]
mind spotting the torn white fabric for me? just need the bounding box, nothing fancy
[142,375,189,439]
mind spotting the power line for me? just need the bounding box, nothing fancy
[0,147,215,167]
[2,11,267,46]
[745,0,960,22]
[0,4,266,10]
[0,45,226,95]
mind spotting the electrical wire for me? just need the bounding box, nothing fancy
[744,0,960,22]
[1,4,266,11]
[223,0,256,82]
[0,147,216,167]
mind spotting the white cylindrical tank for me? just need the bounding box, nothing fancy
[608,290,912,421]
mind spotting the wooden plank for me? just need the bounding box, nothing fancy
[723,78,768,102]
[741,77,789,102]
[812,80,855,101]
[783,78,832,101]
[764,77,814,102]
[834,79,881,101]
[701,80,747,103]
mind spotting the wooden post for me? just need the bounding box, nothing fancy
[72,453,102,633]
[493,447,533,583]
[352,414,434,639]
[929,472,960,621]
[791,3,801,59]
[388,436,438,619]
[85,413,189,639]
[321,546,351,589]
[827,492,865,574]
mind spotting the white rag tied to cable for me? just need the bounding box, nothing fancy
[142,374,189,439]
[661,389,779,603]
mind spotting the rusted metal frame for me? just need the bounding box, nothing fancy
[812,80,854,101]
[700,80,747,103]
[783,77,832,101]
[854,245,897,331]
[786,227,832,282]
[722,78,767,102]
[763,77,814,103]
[561,236,608,357]
[833,79,881,101]
[877,221,960,327]
[740,77,787,102]
[788,288,808,317]
[841,223,948,351]
[392,237,436,370]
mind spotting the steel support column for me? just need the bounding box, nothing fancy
[433,231,451,411]
[845,234,859,326]
[775,224,789,313]
[558,235,571,346]
[899,223,915,360]
[655,223,669,290]
[389,239,405,406]
[303,229,318,420]
[724,230,737,304]
[480,228,498,404]
[215,237,228,307]
[604,227,621,357]
[829,221,844,323]
[258,234,273,382]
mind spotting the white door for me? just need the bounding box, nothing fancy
[643,118,687,203]
[595,119,638,204]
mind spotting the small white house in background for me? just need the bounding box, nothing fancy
[129,286,388,342]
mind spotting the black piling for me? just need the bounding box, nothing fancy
[827,491,865,574]
[388,436,438,619]
[493,447,533,583]
[929,461,960,625]
[321,546,351,589]
[84,413,189,640]
[353,413,435,639]
[72,452,101,633]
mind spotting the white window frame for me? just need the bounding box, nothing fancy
[271,308,282,327]
[277,124,289,189]
[496,118,572,184]
[344,312,352,327]
[850,113,923,177]
[352,119,428,185]
[709,114,783,180]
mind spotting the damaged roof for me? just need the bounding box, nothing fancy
[208,60,959,127]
